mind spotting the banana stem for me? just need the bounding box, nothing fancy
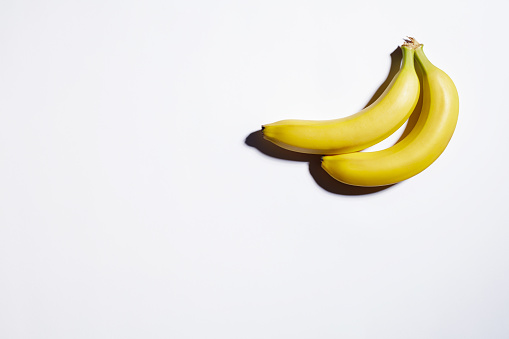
[414,46,435,71]
[401,46,415,68]
[403,37,435,72]
[401,37,422,68]
[402,37,422,50]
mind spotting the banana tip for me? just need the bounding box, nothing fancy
[402,37,422,49]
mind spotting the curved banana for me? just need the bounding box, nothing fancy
[261,41,420,155]
[321,39,459,187]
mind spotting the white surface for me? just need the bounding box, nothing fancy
[1,0,508,338]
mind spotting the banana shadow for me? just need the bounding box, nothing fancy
[245,47,416,196]
[245,130,392,195]
[363,47,402,108]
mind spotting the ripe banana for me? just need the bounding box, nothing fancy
[262,41,420,155]
[322,38,459,187]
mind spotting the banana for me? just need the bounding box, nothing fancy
[321,38,459,187]
[261,40,420,155]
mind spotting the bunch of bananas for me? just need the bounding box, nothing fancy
[262,37,459,187]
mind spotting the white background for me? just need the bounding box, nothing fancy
[1,0,508,338]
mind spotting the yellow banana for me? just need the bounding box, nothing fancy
[321,39,459,187]
[262,40,420,155]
